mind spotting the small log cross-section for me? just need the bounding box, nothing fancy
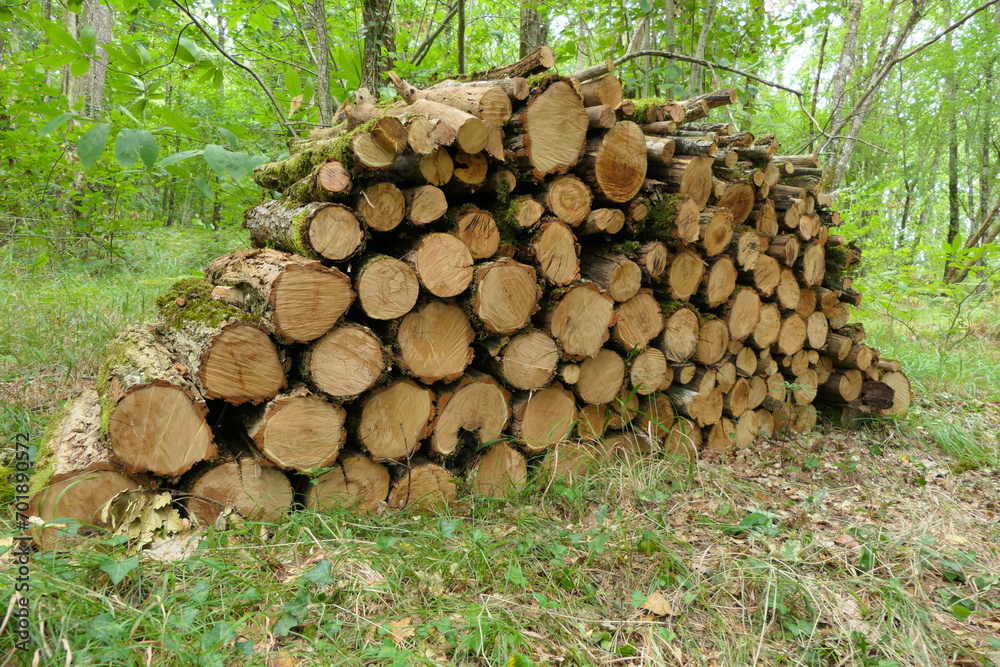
[244,384,347,473]
[543,282,616,360]
[404,232,474,297]
[396,301,475,384]
[187,459,294,526]
[205,248,354,344]
[359,379,435,461]
[306,451,390,514]
[431,372,511,457]
[480,330,559,390]
[388,460,458,510]
[244,200,364,262]
[510,383,577,454]
[467,442,527,499]
[530,220,581,286]
[470,259,542,335]
[301,323,387,401]
[578,121,648,203]
[511,78,589,177]
[354,255,420,320]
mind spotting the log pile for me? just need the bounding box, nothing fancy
[28,48,911,545]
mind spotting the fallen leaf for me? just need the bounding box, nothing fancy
[389,617,415,647]
[639,590,674,616]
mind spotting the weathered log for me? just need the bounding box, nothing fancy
[244,200,365,262]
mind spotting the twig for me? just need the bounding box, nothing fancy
[168,0,299,138]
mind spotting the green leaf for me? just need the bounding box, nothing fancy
[77,123,110,169]
[177,37,201,63]
[193,177,214,200]
[951,604,972,621]
[80,25,97,54]
[136,43,152,64]
[137,130,158,168]
[505,562,528,587]
[203,143,250,180]
[303,559,334,585]
[114,129,143,168]
[45,23,83,52]
[160,107,199,138]
[631,590,647,607]
[101,556,139,584]
[285,65,302,98]
[38,112,76,138]
[217,127,238,149]
[70,57,91,77]
[147,0,162,9]
[158,149,204,168]
[201,622,234,651]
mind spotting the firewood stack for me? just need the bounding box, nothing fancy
[29,48,911,545]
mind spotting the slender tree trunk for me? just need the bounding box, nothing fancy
[82,0,112,118]
[575,15,588,72]
[519,0,547,57]
[807,26,828,154]
[947,86,960,254]
[362,0,396,98]
[457,0,465,74]
[820,0,862,154]
[314,0,333,124]
[688,0,718,96]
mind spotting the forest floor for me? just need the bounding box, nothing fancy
[1,225,999,666]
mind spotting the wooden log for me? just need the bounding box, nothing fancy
[723,377,751,418]
[755,199,778,236]
[580,74,623,108]
[354,255,420,320]
[664,417,702,460]
[392,150,454,187]
[501,195,546,230]
[467,442,527,499]
[388,459,457,510]
[645,136,676,164]
[403,232,474,297]
[614,291,664,351]
[651,155,715,209]
[478,331,559,390]
[747,375,768,411]
[506,78,588,178]
[579,249,642,302]
[430,372,511,457]
[243,384,347,473]
[396,301,475,384]
[305,451,390,514]
[283,159,353,203]
[540,282,615,360]
[578,207,626,235]
[751,303,781,350]
[637,392,675,440]
[723,288,762,342]
[397,81,513,126]
[587,104,617,129]
[798,241,826,286]
[403,185,449,224]
[451,150,490,189]
[805,311,829,350]
[449,206,499,259]
[575,349,626,405]
[821,332,853,361]
[640,120,679,135]
[244,200,364,262]
[751,254,781,296]
[665,249,706,300]
[468,258,541,335]
[716,182,755,225]
[629,348,670,395]
[704,419,736,456]
[357,379,435,462]
[577,121,648,203]
[429,76,530,100]
[478,45,555,79]
[667,386,723,427]
[253,129,395,191]
[380,80,492,153]
[96,327,215,478]
[774,314,807,356]
[29,390,144,548]
[300,323,388,401]
[881,371,911,416]
[205,248,354,345]
[698,207,735,257]
[774,268,801,311]
[671,136,717,157]
[656,305,700,362]
[834,343,874,371]
[696,318,731,366]
[537,174,593,225]
[156,281,286,405]
[634,241,669,278]
[704,256,737,308]
[529,220,581,286]
[510,383,577,454]
[187,459,293,525]
[818,370,863,403]
[356,181,405,231]
[767,234,800,266]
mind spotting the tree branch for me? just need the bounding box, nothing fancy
[169,0,299,138]
[413,2,460,66]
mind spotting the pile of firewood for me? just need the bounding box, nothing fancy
[29,48,911,545]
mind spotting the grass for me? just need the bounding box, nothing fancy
[2,229,1000,666]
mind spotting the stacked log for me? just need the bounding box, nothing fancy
[28,49,910,540]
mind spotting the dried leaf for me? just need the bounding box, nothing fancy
[639,590,674,616]
[389,617,415,647]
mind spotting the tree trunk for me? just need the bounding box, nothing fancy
[518,0,548,57]
[314,0,333,124]
[688,0,719,96]
[361,0,396,98]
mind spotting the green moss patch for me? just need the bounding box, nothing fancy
[156,279,243,330]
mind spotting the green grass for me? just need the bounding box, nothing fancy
[3,231,1000,666]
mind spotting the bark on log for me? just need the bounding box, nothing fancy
[244,200,365,262]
